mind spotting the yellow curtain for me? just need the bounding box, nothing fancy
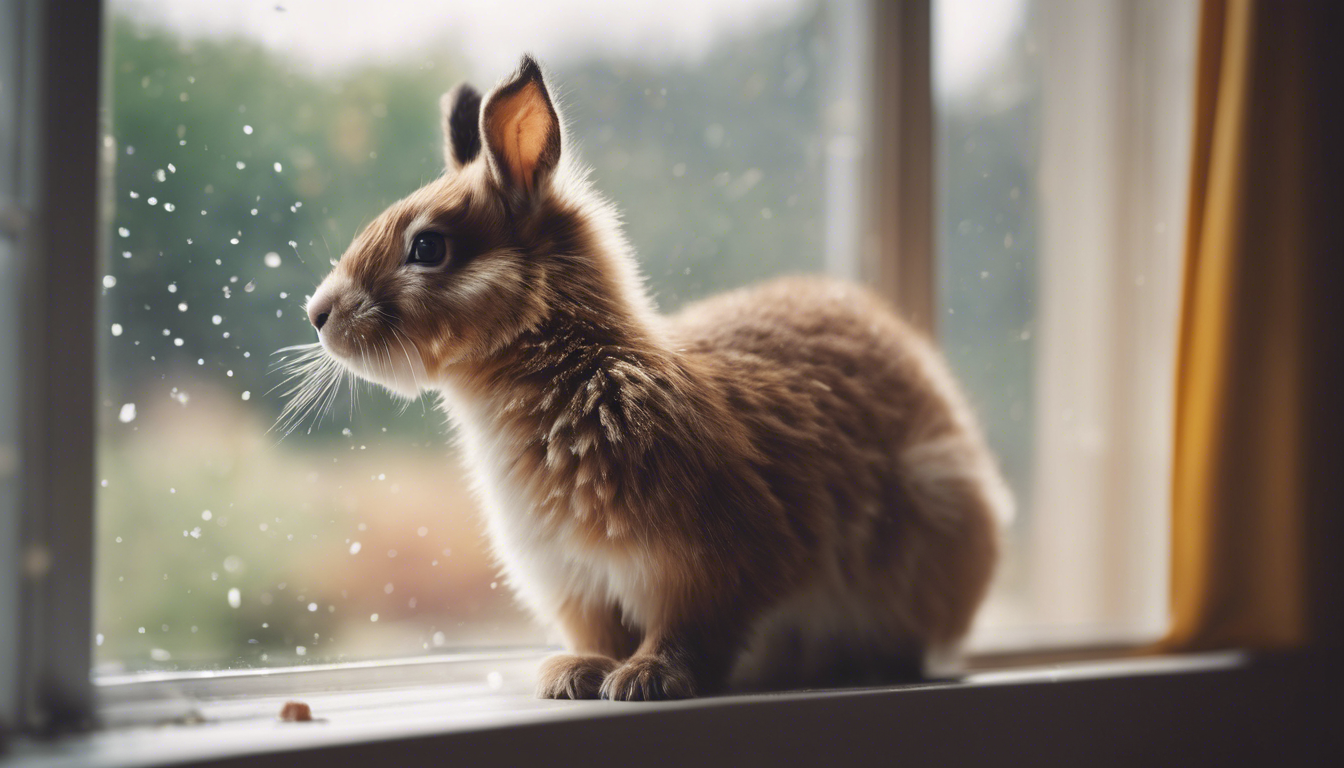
[1165,0,1317,651]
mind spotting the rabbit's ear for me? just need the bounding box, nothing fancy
[441,83,483,170]
[480,55,561,197]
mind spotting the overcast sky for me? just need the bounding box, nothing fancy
[115,0,1024,95]
[115,0,811,78]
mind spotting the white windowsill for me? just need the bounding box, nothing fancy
[5,652,1247,768]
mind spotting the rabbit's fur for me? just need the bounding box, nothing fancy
[303,56,1009,700]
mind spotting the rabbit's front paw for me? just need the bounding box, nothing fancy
[536,653,618,699]
[599,655,696,701]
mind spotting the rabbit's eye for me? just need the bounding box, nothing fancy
[407,232,447,266]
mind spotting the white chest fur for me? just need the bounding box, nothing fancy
[436,389,655,632]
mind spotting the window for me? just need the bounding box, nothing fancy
[90,0,1198,676]
[5,0,1338,762]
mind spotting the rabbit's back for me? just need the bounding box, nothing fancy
[671,276,1006,681]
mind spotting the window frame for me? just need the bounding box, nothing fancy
[0,0,1157,733]
[4,0,101,734]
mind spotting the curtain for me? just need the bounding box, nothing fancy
[1164,0,1326,651]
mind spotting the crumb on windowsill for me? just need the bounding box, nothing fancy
[279,701,313,722]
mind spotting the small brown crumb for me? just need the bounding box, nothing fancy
[279,701,312,722]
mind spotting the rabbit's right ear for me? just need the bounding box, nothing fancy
[480,56,561,199]
[441,83,483,171]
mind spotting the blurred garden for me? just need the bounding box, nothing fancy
[95,0,1038,671]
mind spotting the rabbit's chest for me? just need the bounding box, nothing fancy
[486,492,655,622]
[445,397,657,624]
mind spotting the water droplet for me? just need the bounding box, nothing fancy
[177,302,188,312]
[236,161,246,170]
[243,125,253,135]
[202,510,213,521]
[117,227,130,238]
[244,280,256,293]
[295,645,307,656]
[264,252,281,268]
[370,613,379,622]
[241,391,251,401]
[211,315,222,325]
[110,323,123,337]
[227,588,241,608]
[118,403,137,423]
[307,602,317,612]
[349,542,361,555]
[273,162,283,173]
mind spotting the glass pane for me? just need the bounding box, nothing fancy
[934,0,1040,634]
[97,0,847,671]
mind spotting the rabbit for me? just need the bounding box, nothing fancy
[296,55,1010,700]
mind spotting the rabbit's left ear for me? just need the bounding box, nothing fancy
[441,83,482,170]
[480,55,561,197]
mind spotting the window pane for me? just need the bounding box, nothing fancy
[97,0,846,671]
[934,0,1041,638]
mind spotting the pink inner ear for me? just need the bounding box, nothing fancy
[490,82,552,193]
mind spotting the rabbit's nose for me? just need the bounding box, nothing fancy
[308,293,334,331]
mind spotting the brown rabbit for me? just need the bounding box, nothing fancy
[296,56,1009,700]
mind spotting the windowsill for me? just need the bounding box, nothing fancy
[6,650,1321,768]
